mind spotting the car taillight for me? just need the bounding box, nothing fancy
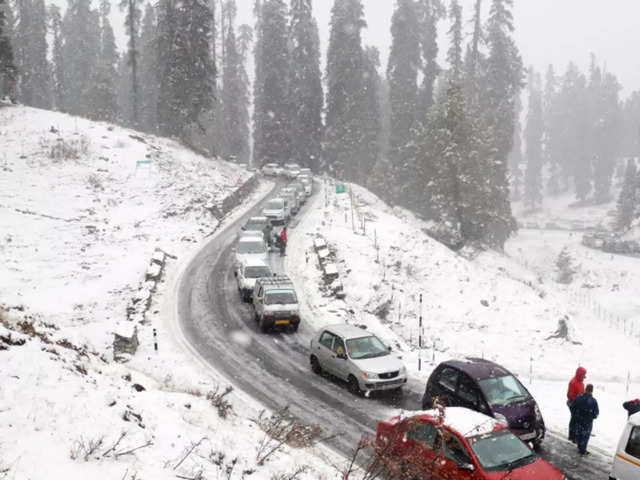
[291,314,299,319]
[264,315,273,320]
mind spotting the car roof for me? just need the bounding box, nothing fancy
[630,411,640,427]
[246,216,268,223]
[400,407,505,438]
[439,358,512,381]
[238,234,265,243]
[266,197,284,203]
[322,324,375,340]
[241,258,269,268]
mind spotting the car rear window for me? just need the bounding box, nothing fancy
[244,266,271,279]
[264,290,297,305]
[265,200,283,209]
[237,240,266,254]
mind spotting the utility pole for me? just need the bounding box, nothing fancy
[418,293,423,371]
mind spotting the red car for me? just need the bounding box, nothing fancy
[376,407,565,479]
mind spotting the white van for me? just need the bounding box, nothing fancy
[610,412,640,480]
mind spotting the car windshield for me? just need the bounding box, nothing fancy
[265,200,283,210]
[245,219,266,230]
[346,335,389,360]
[237,240,266,254]
[478,375,531,407]
[244,266,271,279]
[467,430,537,472]
[264,290,297,305]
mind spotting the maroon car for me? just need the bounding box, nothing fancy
[422,358,546,448]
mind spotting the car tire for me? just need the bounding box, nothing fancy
[310,356,322,375]
[348,375,362,396]
[259,316,269,333]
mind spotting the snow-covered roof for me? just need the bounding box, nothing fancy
[403,407,503,438]
[322,323,371,339]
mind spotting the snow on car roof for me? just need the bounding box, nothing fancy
[398,407,503,438]
[323,323,373,339]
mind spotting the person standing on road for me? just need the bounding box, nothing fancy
[623,398,640,417]
[571,384,599,455]
[567,366,587,442]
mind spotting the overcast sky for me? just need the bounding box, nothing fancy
[232,0,640,97]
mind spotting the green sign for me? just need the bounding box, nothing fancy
[336,184,346,194]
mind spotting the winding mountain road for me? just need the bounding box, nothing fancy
[175,181,612,479]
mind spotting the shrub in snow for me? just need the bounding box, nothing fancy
[555,246,578,284]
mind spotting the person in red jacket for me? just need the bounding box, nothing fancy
[567,366,587,442]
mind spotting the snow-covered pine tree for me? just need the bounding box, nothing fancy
[138,4,158,132]
[555,246,577,284]
[616,159,637,231]
[482,0,523,248]
[508,93,523,200]
[288,0,323,172]
[416,0,444,120]
[462,0,484,102]
[236,24,252,165]
[119,0,143,127]
[325,0,366,181]
[60,0,100,117]
[48,5,64,110]
[592,69,621,204]
[252,0,265,165]
[221,1,250,163]
[252,0,289,167]
[358,45,382,182]
[523,68,544,211]
[13,0,50,108]
[543,65,563,195]
[0,0,17,102]
[86,0,119,122]
[388,0,420,205]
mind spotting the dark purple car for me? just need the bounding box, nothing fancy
[421,358,546,448]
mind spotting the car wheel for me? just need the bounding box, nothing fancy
[532,438,543,452]
[310,356,322,375]
[259,317,269,333]
[348,375,362,396]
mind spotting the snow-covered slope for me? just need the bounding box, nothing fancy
[0,106,335,478]
[286,179,640,455]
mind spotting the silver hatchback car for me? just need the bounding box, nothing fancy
[310,324,407,395]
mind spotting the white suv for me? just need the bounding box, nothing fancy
[252,276,300,333]
[235,259,272,302]
[262,163,280,176]
[234,235,268,271]
[310,324,407,395]
[262,197,288,225]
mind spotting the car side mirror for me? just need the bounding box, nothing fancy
[337,353,347,360]
[241,226,246,230]
[458,463,475,472]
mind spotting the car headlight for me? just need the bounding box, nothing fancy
[494,413,509,427]
[362,371,375,379]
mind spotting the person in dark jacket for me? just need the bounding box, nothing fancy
[571,384,599,455]
[567,366,586,442]
[623,398,640,417]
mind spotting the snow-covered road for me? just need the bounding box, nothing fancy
[175,181,613,479]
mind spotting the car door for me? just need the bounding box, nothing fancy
[618,425,640,479]
[430,366,460,407]
[400,420,441,477]
[435,431,476,480]
[457,373,485,414]
[315,331,336,374]
[330,336,351,380]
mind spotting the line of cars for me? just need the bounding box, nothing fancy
[232,166,314,333]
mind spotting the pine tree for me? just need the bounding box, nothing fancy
[416,0,444,119]
[119,0,143,127]
[359,45,381,179]
[483,0,523,247]
[616,159,637,231]
[253,0,289,167]
[288,0,323,171]
[48,5,64,110]
[508,93,523,199]
[555,246,577,284]
[221,1,250,163]
[13,0,51,108]
[543,64,563,195]
[523,68,544,211]
[60,0,101,116]
[325,0,366,181]
[86,0,119,122]
[236,23,252,164]
[138,3,158,132]
[388,0,420,204]
[252,0,265,164]
[0,0,17,102]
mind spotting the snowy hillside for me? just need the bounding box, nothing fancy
[0,106,335,479]
[286,179,640,455]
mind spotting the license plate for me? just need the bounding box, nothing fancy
[519,432,536,441]
[275,320,290,326]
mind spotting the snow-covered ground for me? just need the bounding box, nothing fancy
[286,180,640,456]
[0,106,336,478]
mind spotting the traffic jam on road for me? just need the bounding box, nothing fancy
[228,164,638,480]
